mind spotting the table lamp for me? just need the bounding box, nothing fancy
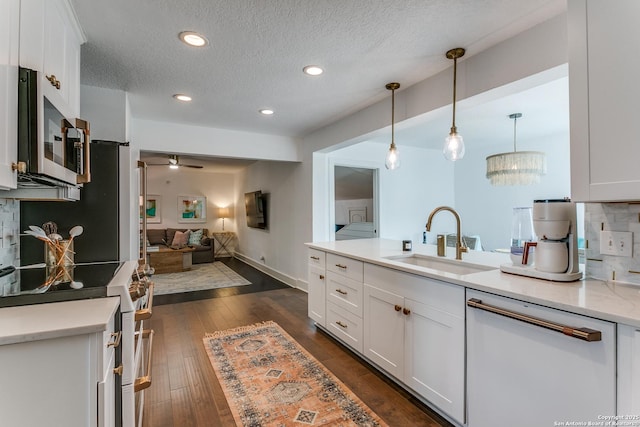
[218,207,230,231]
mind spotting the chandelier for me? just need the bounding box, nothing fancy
[486,113,546,186]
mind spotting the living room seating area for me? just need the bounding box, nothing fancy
[147,228,215,264]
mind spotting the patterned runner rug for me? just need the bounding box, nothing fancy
[152,261,251,295]
[203,321,389,427]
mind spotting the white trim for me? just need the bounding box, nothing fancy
[233,252,299,289]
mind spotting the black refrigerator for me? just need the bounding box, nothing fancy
[21,141,124,265]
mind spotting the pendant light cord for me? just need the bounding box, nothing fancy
[452,57,457,130]
[391,87,395,145]
[513,115,517,152]
[509,113,522,152]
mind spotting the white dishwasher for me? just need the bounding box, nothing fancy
[466,289,615,427]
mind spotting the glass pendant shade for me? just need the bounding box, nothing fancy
[443,48,466,161]
[384,82,401,170]
[486,113,546,186]
[443,128,465,161]
[385,142,400,169]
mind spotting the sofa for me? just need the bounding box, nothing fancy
[146,228,214,264]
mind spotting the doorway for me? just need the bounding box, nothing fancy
[333,165,378,240]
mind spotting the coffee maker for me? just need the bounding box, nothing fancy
[501,198,582,282]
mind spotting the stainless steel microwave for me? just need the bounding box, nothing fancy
[17,67,91,186]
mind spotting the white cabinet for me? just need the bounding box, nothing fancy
[325,253,364,352]
[0,299,120,427]
[363,264,465,425]
[618,324,640,416]
[307,248,326,326]
[568,0,640,201]
[0,0,19,189]
[19,0,84,118]
[363,284,404,378]
[467,289,616,427]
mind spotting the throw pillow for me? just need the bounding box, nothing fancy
[188,229,204,245]
[171,230,190,247]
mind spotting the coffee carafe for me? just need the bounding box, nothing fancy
[501,198,582,282]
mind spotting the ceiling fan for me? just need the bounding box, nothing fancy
[147,154,203,169]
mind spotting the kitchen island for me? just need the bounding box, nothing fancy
[306,238,640,427]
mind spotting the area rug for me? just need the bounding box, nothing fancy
[152,261,251,295]
[203,321,389,426]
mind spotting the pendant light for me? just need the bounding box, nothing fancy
[384,82,401,170]
[486,113,547,186]
[443,48,466,161]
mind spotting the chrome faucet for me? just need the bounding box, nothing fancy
[426,206,468,260]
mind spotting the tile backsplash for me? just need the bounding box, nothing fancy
[584,202,640,285]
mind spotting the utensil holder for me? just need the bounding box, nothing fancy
[45,240,74,266]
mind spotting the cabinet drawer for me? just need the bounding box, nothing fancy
[327,253,363,282]
[326,271,363,317]
[326,301,363,353]
[308,249,326,268]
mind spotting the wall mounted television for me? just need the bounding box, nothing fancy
[245,190,267,229]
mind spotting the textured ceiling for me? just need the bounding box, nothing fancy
[70,0,566,140]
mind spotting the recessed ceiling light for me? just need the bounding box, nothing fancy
[303,65,324,76]
[173,94,192,102]
[259,109,274,115]
[178,31,209,47]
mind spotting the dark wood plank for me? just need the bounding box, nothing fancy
[142,259,451,427]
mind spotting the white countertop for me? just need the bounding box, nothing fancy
[0,297,120,346]
[307,238,640,328]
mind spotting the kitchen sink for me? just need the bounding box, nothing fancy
[383,254,496,275]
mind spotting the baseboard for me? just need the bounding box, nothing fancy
[233,252,302,290]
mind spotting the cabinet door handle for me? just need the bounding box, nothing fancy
[335,288,347,295]
[319,275,325,280]
[46,74,61,89]
[335,264,347,269]
[310,256,320,260]
[394,304,402,312]
[113,364,123,376]
[403,308,411,316]
[107,331,122,348]
[336,321,347,329]
[467,298,602,342]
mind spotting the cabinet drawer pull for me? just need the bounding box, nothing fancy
[113,364,123,376]
[394,304,402,312]
[467,298,602,342]
[310,256,320,260]
[46,74,61,89]
[135,282,154,321]
[335,264,347,269]
[335,288,347,295]
[319,275,325,280]
[336,321,347,329]
[134,329,154,392]
[403,308,411,316]
[107,331,122,348]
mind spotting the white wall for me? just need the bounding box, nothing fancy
[328,142,456,245]
[454,133,571,251]
[234,160,301,286]
[131,118,300,162]
[145,167,237,234]
[335,199,373,224]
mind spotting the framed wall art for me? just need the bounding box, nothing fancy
[141,194,162,223]
[178,194,207,223]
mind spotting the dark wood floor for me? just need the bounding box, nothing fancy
[143,258,451,427]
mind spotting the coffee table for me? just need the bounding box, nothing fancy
[147,246,195,274]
